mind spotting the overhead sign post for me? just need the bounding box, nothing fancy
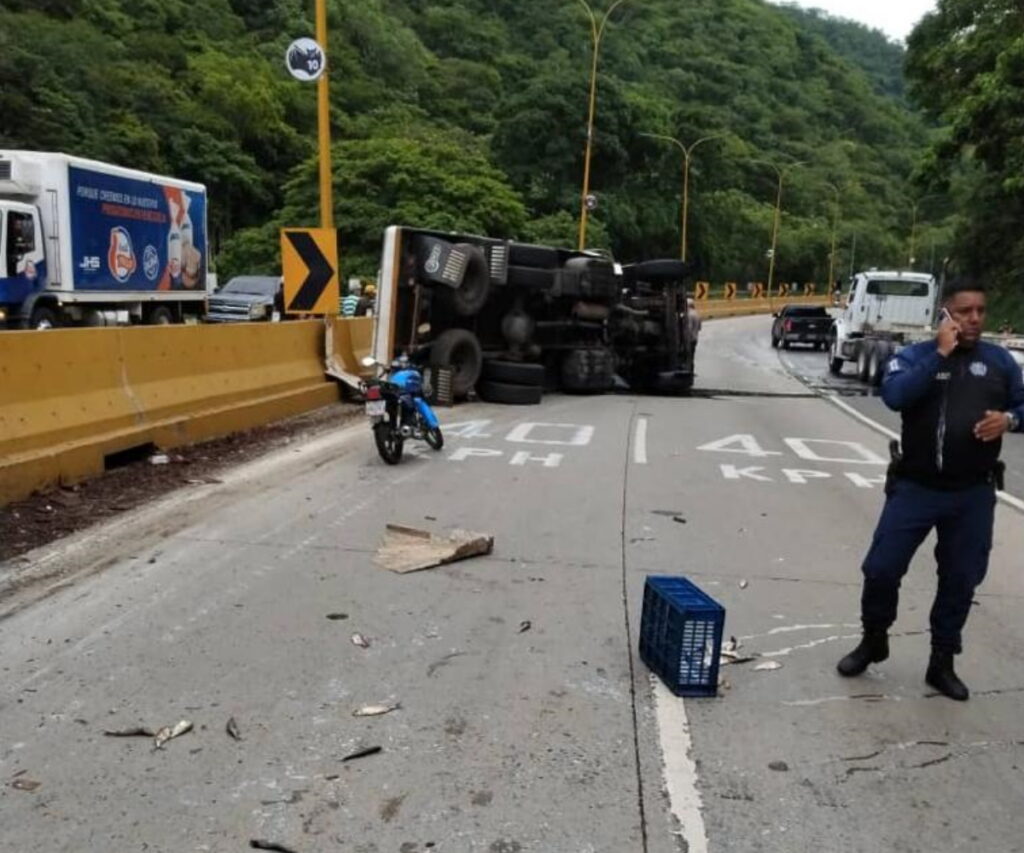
[281,228,339,315]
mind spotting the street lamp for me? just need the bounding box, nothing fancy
[575,0,630,250]
[641,131,727,262]
[751,159,807,302]
[824,182,841,297]
[908,194,941,269]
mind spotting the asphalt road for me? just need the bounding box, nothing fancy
[2,314,1023,852]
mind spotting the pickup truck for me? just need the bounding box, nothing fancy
[771,304,833,350]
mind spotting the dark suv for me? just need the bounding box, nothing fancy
[206,276,284,323]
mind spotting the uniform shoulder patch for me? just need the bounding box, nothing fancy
[970,360,988,377]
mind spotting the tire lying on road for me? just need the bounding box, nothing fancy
[430,328,483,397]
[481,358,545,386]
[477,379,543,405]
[561,347,614,393]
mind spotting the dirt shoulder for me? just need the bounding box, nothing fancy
[0,403,360,564]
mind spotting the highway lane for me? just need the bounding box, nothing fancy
[1,314,1022,852]
[777,335,1024,499]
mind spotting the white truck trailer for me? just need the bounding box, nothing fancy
[0,150,210,328]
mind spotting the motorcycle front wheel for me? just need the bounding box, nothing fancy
[373,421,404,464]
[425,426,444,451]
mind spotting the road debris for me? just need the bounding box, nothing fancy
[518,620,532,633]
[672,516,687,524]
[226,717,242,741]
[326,612,349,621]
[342,745,383,762]
[375,524,494,574]
[353,703,400,717]
[149,453,170,465]
[104,726,155,738]
[250,841,300,853]
[754,661,782,672]
[351,633,370,648]
[768,760,789,772]
[10,777,41,792]
[154,720,193,749]
[738,579,749,589]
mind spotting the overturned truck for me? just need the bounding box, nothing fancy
[367,225,696,403]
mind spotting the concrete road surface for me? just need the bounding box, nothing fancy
[2,314,1023,852]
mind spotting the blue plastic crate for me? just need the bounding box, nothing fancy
[639,575,725,697]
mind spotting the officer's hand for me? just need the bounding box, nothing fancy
[974,410,1010,442]
[936,318,960,357]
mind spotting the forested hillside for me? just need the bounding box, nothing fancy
[0,0,943,288]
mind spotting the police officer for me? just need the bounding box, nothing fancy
[837,278,1024,700]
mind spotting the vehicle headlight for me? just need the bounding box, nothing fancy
[0,307,7,322]
[249,303,267,319]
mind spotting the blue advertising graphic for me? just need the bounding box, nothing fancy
[68,166,206,291]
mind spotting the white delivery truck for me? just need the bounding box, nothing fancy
[828,269,937,385]
[0,150,210,328]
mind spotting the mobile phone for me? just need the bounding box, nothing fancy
[939,307,954,324]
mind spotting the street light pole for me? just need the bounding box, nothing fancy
[908,194,940,269]
[825,182,841,295]
[575,0,629,250]
[752,159,806,304]
[641,132,726,262]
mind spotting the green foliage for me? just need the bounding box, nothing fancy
[0,0,940,290]
[906,1,1024,316]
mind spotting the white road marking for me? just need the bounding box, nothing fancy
[783,437,886,465]
[652,676,708,853]
[634,417,648,465]
[506,422,595,446]
[824,393,1024,514]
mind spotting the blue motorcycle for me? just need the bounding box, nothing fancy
[360,355,444,464]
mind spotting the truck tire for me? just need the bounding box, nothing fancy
[857,341,874,382]
[451,243,490,316]
[482,359,545,386]
[561,348,614,393]
[828,334,845,375]
[147,305,175,325]
[29,304,61,330]
[430,329,483,397]
[477,380,543,405]
[868,341,891,387]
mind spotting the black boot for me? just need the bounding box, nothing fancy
[926,650,969,701]
[836,631,889,677]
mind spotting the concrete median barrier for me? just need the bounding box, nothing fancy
[325,316,375,387]
[0,321,339,505]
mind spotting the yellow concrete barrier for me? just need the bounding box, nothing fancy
[0,321,339,505]
[700,295,829,320]
[325,316,375,386]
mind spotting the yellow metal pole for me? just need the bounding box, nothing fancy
[825,182,840,293]
[576,0,628,251]
[767,169,782,305]
[316,0,334,229]
[680,152,690,261]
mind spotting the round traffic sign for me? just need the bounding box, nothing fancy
[585,193,598,211]
[286,38,326,82]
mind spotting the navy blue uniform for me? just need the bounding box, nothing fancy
[860,340,1024,653]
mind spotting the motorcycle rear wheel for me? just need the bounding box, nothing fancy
[373,422,404,464]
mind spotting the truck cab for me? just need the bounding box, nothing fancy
[829,270,936,385]
[0,200,46,327]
